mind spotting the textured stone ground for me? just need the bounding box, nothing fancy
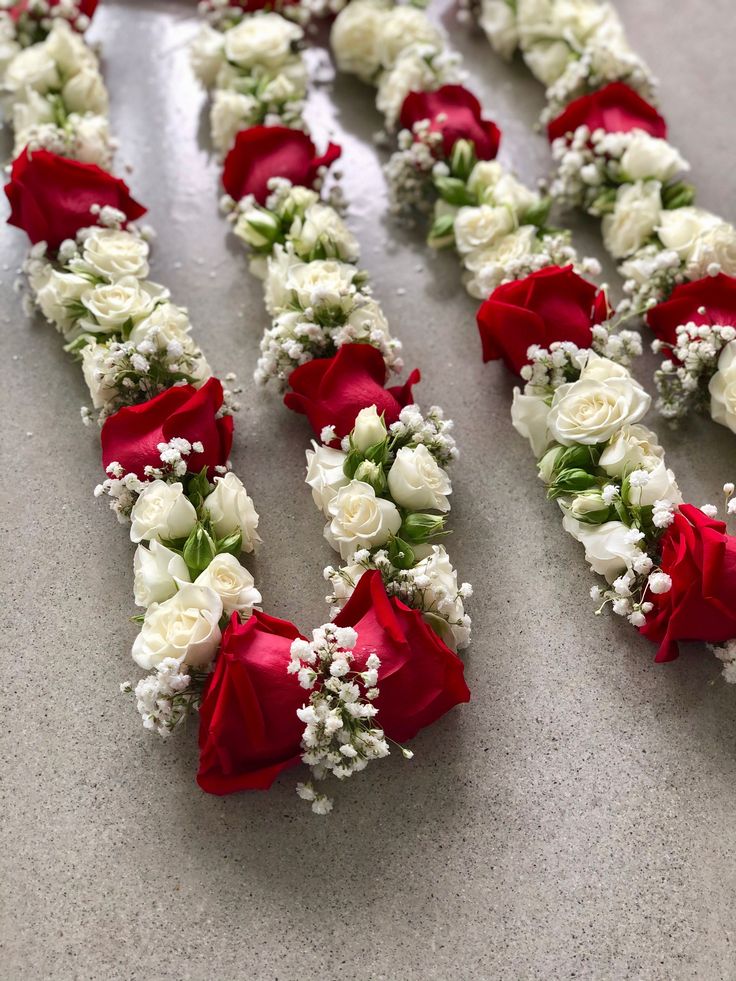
[1,1,735,977]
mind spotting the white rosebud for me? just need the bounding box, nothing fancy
[129,480,198,544]
[132,584,223,670]
[194,553,261,617]
[189,23,226,88]
[387,444,451,512]
[81,341,117,410]
[479,0,519,59]
[562,514,644,583]
[602,180,662,259]
[203,472,261,551]
[327,480,401,560]
[133,540,191,608]
[351,405,387,453]
[510,388,551,458]
[305,441,349,514]
[223,13,302,71]
[330,0,384,81]
[61,65,108,115]
[620,133,688,182]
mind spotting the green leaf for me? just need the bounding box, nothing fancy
[182,524,216,577]
[216,530,243,556]
[433,176,475,207]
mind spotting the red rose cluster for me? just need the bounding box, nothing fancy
[198,571,470,793]
[547,81,667,143]
[399,84,501,161]
[476,265,610,374]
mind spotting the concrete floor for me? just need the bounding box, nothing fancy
[2,1,736,977]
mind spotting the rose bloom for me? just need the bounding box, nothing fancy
[476,265,610,374]
[101,377,233,479]
[640,504,736,662]
[222,125,341,205]
[646,273,736,347]
[284,343,420,442]
[547,81,667,142]
[197,611,307,794]
[333,570,470,743]
[399,84,501,160]
[5,147,146,249]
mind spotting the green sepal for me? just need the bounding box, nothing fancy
[182,524,217,577]
[521,196,553,228]
[449,138,477,182]
[401,512,446,543]
[433,175,475,207]
[216,530,243,556]
[428,213,456,249]
[387,535,416,570]
[662,180,695,210]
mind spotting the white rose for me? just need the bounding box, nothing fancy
[71,113,112,167]
[306,442,349,514]
[523,39,572,85]
[454,205,515,255]
[291,203,359,262]
[686,222,736,280]
[411,544,469,650]
[44,19,96,75]
[577,351,630,382]
[467,160,503,198]
[331,0,384,81]
[260,67,305,104]
[657,206,721,259]
[709,339,736,434]
[62,66,108,115]
[492,173,540,218]
[263,245,300,313]
[464,226,539,299]
[5,43,60,93]
[510,389,551,457]
[352,405,387,451]
[133,540,191,608]
[327,480,402,560]
[619,132,688,182]
[285,258,356,310]
[129,480,198,544]
[562,514,643,582]
[599,423,664,477]
[548,362,650,445]
[387,444,451,512]
[80,277,159,332]
[81,229,150,279]
[132,584,223,670]
[602,180,662,259]
[479,0,519,59]
[223,13,302,70]
[12,88,55,137]
[128,301,192,348]
[346,298,389,339]
[204,473,261,551]
[628,460,682,508]
[81,341,117,410]
[377,7,440,69]
[190,23,226,88]
[210,89,259,154]
[34,268,89,333]
[195,553,261,617]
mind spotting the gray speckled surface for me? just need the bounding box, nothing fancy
[2,1,736,978]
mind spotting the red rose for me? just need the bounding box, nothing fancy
[640,504,736,662]
[284,343,420,441]
[399,84,501,161]
[476,265,610,374]
[197,611,306,794]
[646,273,736,347]
[547,81,667,143]
[100,378,233,479]
[5,148,146,250]
[334,571,470,743]
[222,126,341,205]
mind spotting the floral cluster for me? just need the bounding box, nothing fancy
[190,9,307,154]
[0,0,97,49]
[25,222,213,420]
[307,401,472,650]
[228,178,403,385]
[331,2,601,300]
[475,0,656,122]
[289,623,392,815]
[1,17,111,165]
[477,263,736,680]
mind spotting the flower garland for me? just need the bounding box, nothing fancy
[329,2,736,681]
[1,7,466,816]
[190,3,473,808]
[465,0,736,434]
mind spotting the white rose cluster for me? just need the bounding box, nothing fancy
[3,19,112,166]
[191,13,308,156]
[26,228,211,419]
